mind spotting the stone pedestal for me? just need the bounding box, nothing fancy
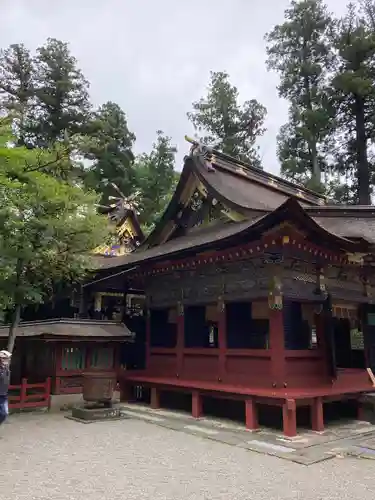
[69,405,126,423]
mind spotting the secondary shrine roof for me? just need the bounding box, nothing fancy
[0,319,132,338]
[92,193,145,257]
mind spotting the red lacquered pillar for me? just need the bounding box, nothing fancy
[311,396,324,432]
[217,298,227,382]
[269,308,286,387]
[282,398,297,437]
[150,387,160,409]
[245,398,259,431]
[192,391,203,419]
[176,302,184,378]
[145,309,151,370]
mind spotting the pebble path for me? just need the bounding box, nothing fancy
[1,413,375,500]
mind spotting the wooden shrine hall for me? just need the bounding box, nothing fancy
[92,137,375,437]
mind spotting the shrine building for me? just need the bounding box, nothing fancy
[85,138,375,436]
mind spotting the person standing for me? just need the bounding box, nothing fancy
[0,350,11,425]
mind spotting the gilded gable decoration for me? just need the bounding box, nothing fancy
[93,187,144,257]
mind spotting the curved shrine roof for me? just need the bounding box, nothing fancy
[193,151,323,211]
[92,140,375,273]
[94,198,370,271]
[142,141,326,248]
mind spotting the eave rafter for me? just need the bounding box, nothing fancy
[130,222,364,281]
[96,193,373,280]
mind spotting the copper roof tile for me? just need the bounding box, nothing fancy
[0,319,132,338]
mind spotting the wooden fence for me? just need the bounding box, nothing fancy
[8,377,51,410]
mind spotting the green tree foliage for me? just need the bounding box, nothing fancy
[268,0,375,204]
[266,0,333,190]
[325,139,359,204]
[0,43,35,145]
[135,131,178,232]
[0,38,180,238]
[82,101,136,205]
[187,71,267,168]
[32,38,91,147]
[277,105,319,186]
[329,1,375,205]
[0,39,91,149]
[0,120,110,351]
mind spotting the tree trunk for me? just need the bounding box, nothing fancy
[7,257,23,353]
[355,95,371,205]
[310,140,320,188]
[16,99,27,147]
[303,54,321,187]
[7,303,21,354]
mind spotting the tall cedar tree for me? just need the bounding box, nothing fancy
[266,0,333,190]
[0,44,35,146]
[0,119,110,351]
[83,101,136,205]
[277,105,319,186]
[32,38,91,147]
[135,131,178,233]
[327,137,359,203]
[330,1,375,205]
[187,71,266,168]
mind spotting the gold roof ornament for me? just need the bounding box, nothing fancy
[93,184,144,257]
[107,184,141,217]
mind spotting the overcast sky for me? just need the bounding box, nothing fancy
[2,0,348,174]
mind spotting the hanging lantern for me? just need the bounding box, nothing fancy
[268,275,283,310]
[364,276,372,300]
[217,297,225,313]
[316,266,328,299]
[177,301,184,317]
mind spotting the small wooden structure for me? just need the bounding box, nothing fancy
[0,188,145,411]
[0,319,133,397]
[89,139,375,437]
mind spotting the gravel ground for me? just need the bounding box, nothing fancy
[1,413,375,500]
